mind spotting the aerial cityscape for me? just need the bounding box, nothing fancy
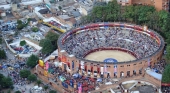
[0,0,170,93]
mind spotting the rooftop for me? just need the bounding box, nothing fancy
[38,8,50,14]
[146,69,162,80]
[58,15,71,20]
[30,18,37,22]
[71,11,81,17]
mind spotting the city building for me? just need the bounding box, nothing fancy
[96,0,170,11]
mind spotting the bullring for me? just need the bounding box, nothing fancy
[57,22,164,79]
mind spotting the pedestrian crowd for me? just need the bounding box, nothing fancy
[0,58,29,92]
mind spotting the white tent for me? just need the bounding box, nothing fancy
[33,86,38,89]
[38,87,42,90]
[44,49,58,62]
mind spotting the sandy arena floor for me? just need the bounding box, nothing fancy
[85,50,136,62]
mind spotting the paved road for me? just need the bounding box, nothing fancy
[1,32,15,60]
[1,40,15,60]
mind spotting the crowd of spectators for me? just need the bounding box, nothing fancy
[152,59,166,74]
[47,63,97,92]
[63,27,160,60]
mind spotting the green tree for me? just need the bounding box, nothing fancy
[27,74,37,82]
[123,5,156,24]
[49,90,57,93]
[0,37,2,44]
[17,24,25,30]
[157,10,170,32]
[26,54,39,68]
[146,11,159,29]
[45,31,59,47]
[36,80,42,86]
[92,6,104,21]
[166,45,170,60]
[58,6,62,11]
[27,18,31,22]
[17,19,30,30]
[43,85,49,91]
[20,40,26,46]
[17,20,22,24]
[136,5,155,24]
[39,39,54,54]
[32,27,39,32]
[15,91,21,93]
[19,69,31,78]
[0,50,6,59]
[0,74,4,90]
[162,64,170,83]
[0,76,13,89]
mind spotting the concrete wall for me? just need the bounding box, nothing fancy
[145,72,162,87]
[5,39,16,54]
[6,38,41,58]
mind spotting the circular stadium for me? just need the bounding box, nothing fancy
[57,22,164,78]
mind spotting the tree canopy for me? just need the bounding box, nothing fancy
[0,50,6,59]
[26,54,39,68]
[19,69,31,78]
[27,74,37,82]
[32,27,39,32]
[49,90,57,93]
[166,45,170,60]
[17,18,31,30]
[0,37,2,44]
[162,64,170,83]
[20,40,26,46]
[39,39,54,54]
[36,80,42,86]
[0,74,13,90]
[39,31,59,54]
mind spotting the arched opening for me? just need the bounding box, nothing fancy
[139,68,142,74]
[120,71,124,78]
[94,71,97,78]
[88,70,91,77]
[127,71,130,77]
[107,72,110,78]
[114,72,117,78]
[133,70,136,76]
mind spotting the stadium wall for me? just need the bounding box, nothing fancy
[57,22,164,79]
